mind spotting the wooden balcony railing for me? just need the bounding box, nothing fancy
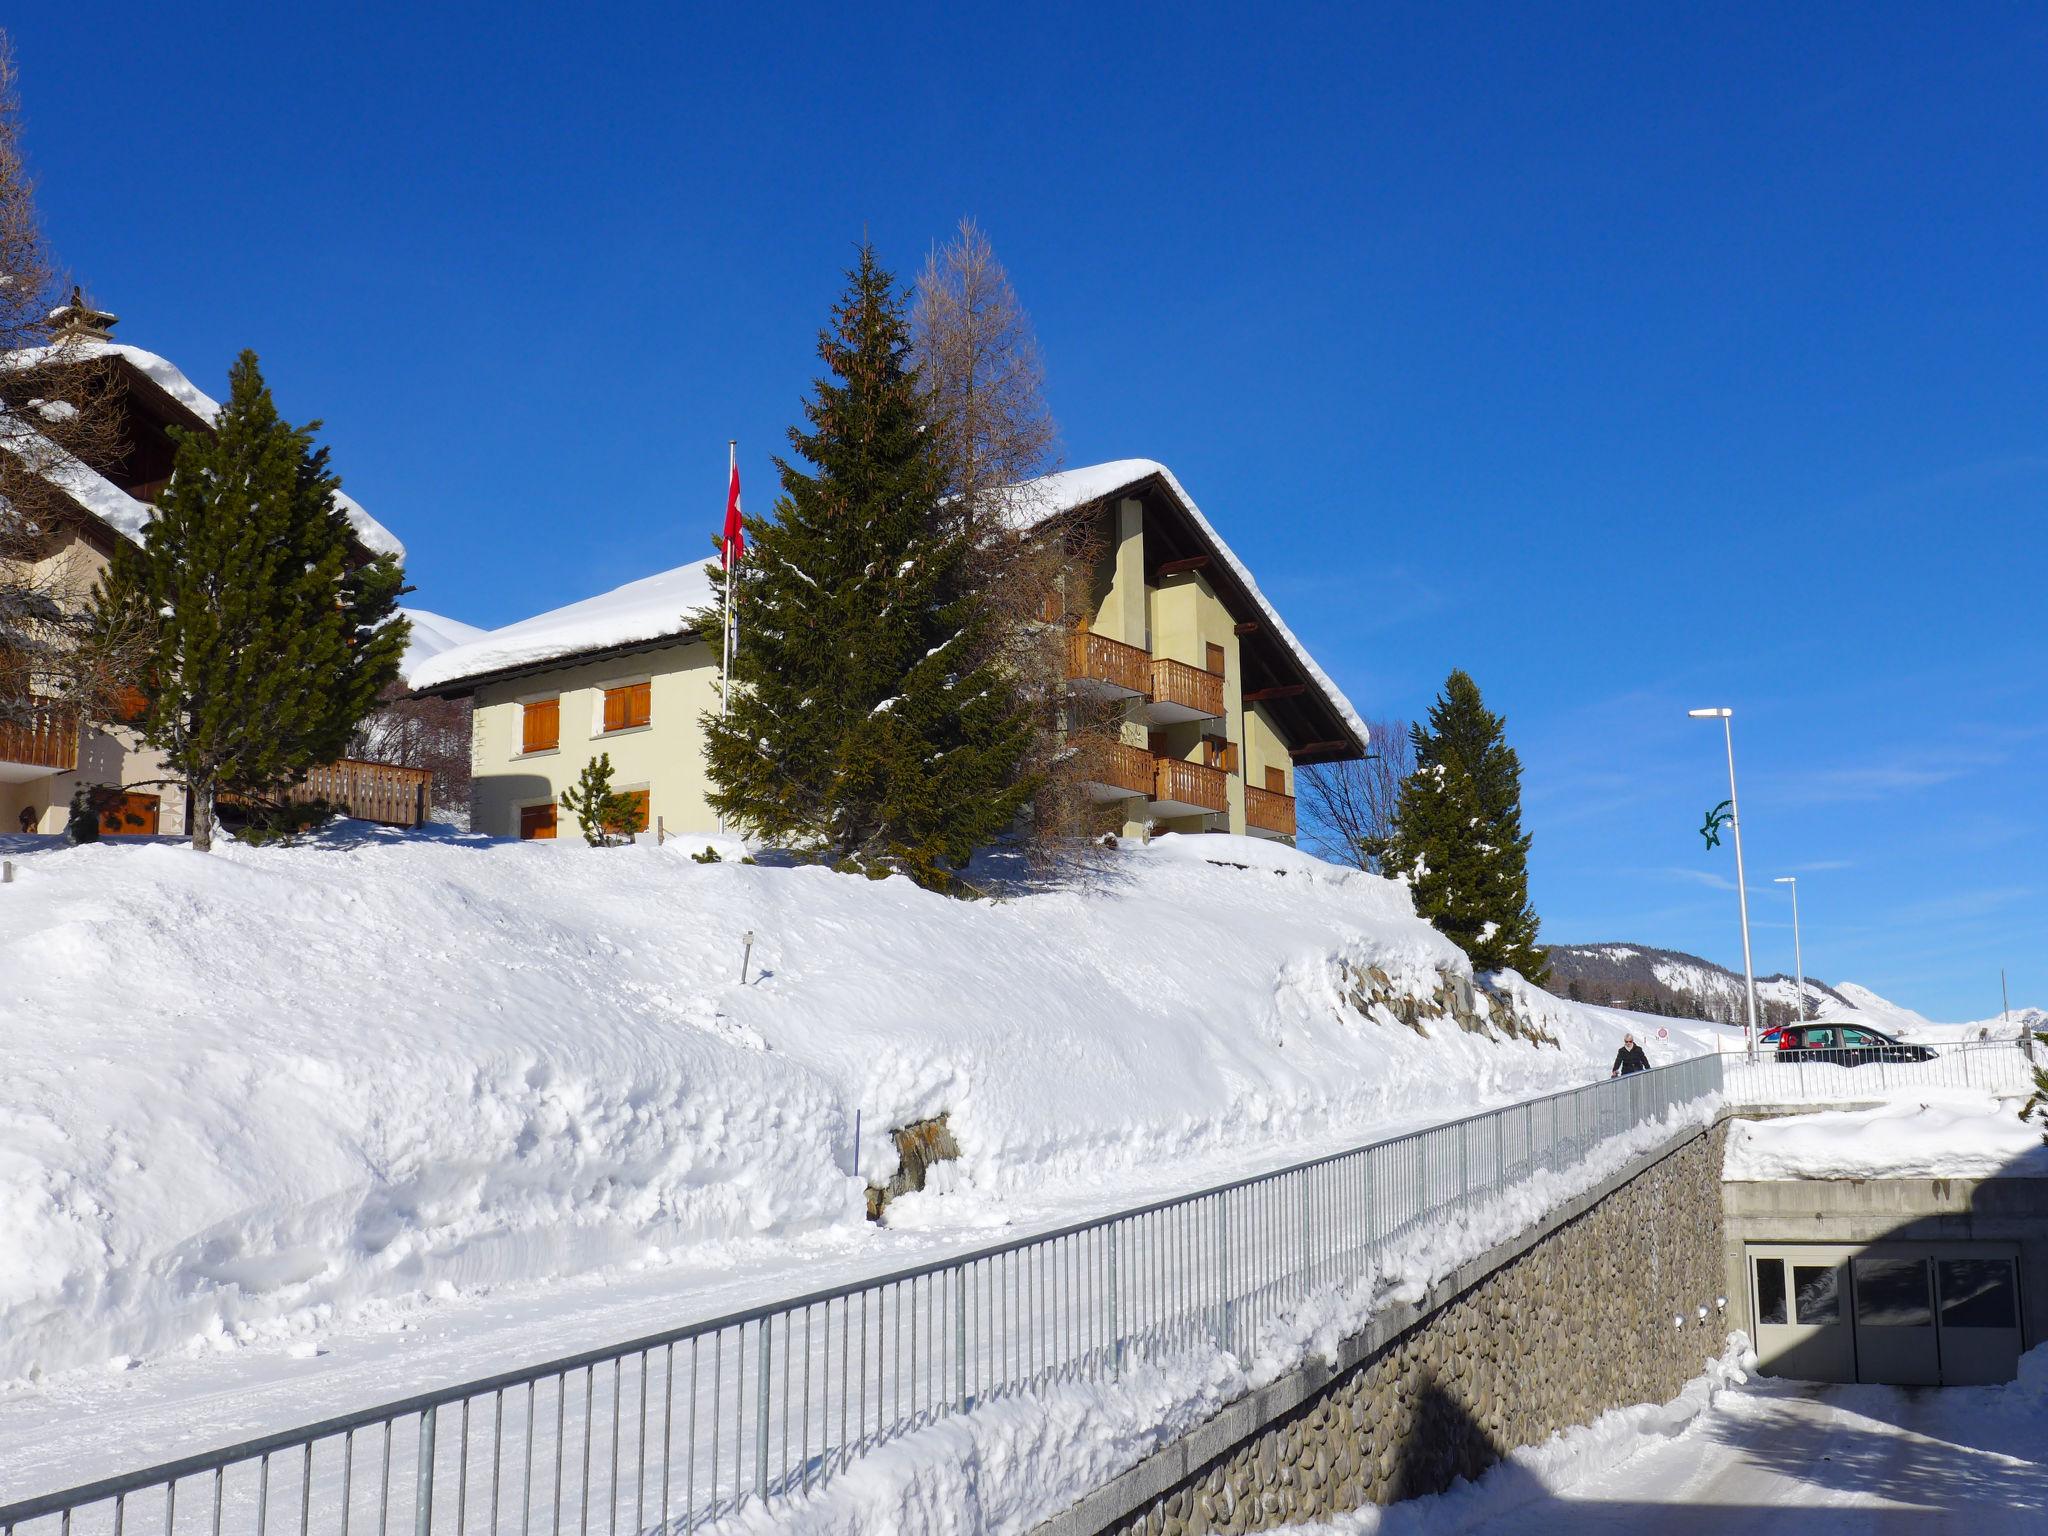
[1153,753,1230,814]
[1075,736,1155,798]
[0,702,79,774]
[1149,657,1225,720]
[1245,784,1297,837]
[290,759,434,828]
[1065,631,1153,696]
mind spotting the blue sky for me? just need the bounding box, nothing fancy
[13,4,2042,1017]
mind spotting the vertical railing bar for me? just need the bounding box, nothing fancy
[490,1392,504,1536]
[457,1399,471,1536]
[636,1352,648,1536]
[707,1331,723,1514]
[521,1382,535,1536]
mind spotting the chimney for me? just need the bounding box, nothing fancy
[47,285,118,342]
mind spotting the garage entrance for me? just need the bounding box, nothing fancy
[1748,1243,2024,1385]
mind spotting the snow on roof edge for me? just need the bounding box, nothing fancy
[407,562,719,692]
[1017,459,1371,755]
[5,340,406,562]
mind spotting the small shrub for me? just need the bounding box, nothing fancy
[692,845,723,865]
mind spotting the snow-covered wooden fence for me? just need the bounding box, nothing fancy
[290,760,433,828]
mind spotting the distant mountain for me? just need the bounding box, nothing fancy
[1544,943,1847,1029]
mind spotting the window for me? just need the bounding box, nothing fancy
[602,681,651,732]
[1939,1260,2018,1329]
[1755,1258,1788,1326]
[1842,1028,1876,1048]
[1793,1265,1841,1325]
[1203,738,1238,773]
[518,803,557,840]
[1854,1258,1931,1326]
[1265,766,1286,794]
[1804,1028,1836,1049]
[521,697,560,754]
[1206,641,1225,676]
[112,685,150,724]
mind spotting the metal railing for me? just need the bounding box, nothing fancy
[1721,1037,2036,1104]
[0,1055,1734,1536]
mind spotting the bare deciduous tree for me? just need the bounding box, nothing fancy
[351,686,473,825]
[0,33,147,729]
[913,218,1117,861]
[1298,716,1413,872]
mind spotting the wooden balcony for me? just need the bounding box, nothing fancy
[1145,657,1225,723]
[1151,753,1229,817]
[1245,784,1297,839]
[290,759,435,828]
[1076,736,1156,800]
[1064,631,1152,698]
[0,702,79,778]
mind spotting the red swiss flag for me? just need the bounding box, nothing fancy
[722,448,745,570]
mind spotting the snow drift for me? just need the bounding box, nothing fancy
[1,829,1676,1386]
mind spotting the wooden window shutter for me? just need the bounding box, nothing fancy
[1206,642,1225,677]
[99,792,160,836]
[604,682,651,732]
[523,697,560,753]
[1266,766,1285,794]
[519,802,557,840]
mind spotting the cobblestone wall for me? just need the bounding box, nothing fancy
[1099,1123,1729,1535]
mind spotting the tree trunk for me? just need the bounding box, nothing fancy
[189,776,215,852]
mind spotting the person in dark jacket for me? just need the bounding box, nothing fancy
[1611,1034,1650,1077]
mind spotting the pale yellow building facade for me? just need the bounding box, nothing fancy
[420,460,1367,846]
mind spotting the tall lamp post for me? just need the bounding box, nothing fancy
[1690,707,1760,1059]
[1774,875,1804,1022]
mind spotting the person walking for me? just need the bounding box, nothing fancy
[1611,1033,1650,1077]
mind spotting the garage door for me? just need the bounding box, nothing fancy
[1749,1243,2023,1386]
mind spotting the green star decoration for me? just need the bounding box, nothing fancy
[1700,799,1733,850]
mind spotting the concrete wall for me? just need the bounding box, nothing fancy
[469,638,721,841]
[1052,1121,1731,1536]
[1722,1173,2048,1350]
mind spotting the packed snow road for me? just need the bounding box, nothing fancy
[1489,1387,2048,1533]
[1288,1348,2048,1535]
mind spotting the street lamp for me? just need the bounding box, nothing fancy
[1774,876,1804,1023]
[1689,707,1760,1059]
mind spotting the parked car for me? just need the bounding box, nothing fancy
[1773,1022,1935,1066]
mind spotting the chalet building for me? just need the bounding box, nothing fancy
[0,297,410,837]
[413,459,1368,844]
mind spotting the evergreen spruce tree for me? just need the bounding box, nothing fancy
[1380,670,1548,980]
[97,351,407,850]
[699,245,1037,890]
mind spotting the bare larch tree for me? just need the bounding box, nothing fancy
[0,34,146,730]
[912,218,1115,857]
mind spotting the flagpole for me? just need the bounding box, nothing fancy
[722,439,736,719]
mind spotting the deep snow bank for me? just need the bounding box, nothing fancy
[1,829,1661,1384]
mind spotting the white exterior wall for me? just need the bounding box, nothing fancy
[468,639,722,841]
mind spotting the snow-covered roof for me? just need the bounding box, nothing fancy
[408,562,717,692]
[2,340,406,561]
[398,607,489,676]
[1011,459,1370,753]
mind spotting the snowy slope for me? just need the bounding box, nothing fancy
[396,607,487,674]
[1816,981,2041,1043]
[0,830,1660,1387]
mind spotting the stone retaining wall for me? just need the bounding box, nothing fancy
[1086,1121,1730,1535]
